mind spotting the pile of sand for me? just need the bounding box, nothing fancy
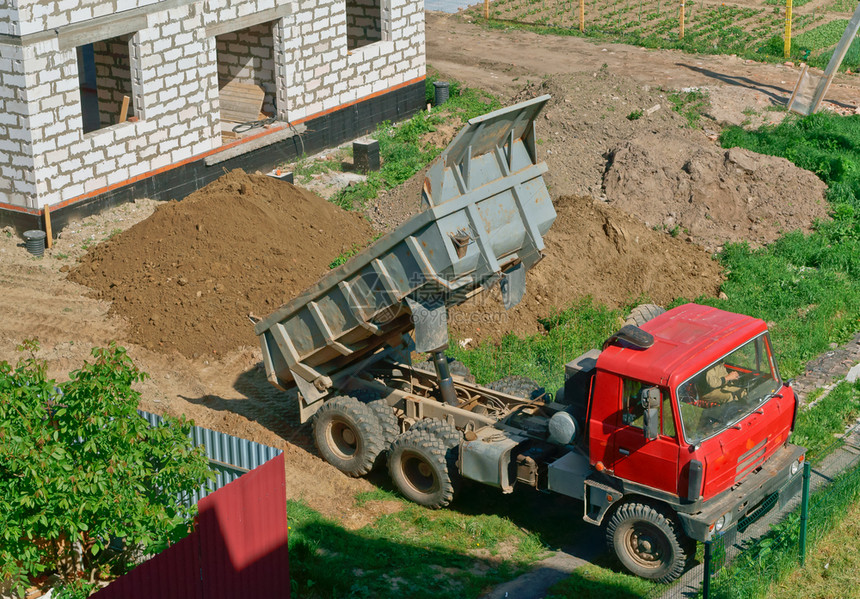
[70,170,373,358]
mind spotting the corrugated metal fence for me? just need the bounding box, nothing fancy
[91,413,290,599]
[137,409,282,503]
[92,452,290,599]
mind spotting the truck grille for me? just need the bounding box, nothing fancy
[735,438,767,483]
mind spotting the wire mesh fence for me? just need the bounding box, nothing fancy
[649,419,860,599]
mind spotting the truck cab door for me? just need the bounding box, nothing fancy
[609,379,680,495]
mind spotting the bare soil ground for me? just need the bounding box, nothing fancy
[449,194,724,343]
[3,13,860,534]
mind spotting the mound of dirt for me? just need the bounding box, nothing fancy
[449,195,723,344]
[603,134,830,250]
[70,170,373,358]
[512,71,698,200]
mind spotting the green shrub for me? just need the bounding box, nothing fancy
[0,341,212,596]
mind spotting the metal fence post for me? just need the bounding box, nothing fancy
[799,461,812,566]
[703,539,712,599]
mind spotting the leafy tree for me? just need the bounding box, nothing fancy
[0,341,212,597]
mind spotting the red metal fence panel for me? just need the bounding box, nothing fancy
[92,453,288,599]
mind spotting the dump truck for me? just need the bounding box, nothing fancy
[254,96,806,582]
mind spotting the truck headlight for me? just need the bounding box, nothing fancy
[714,511,732,533]
[790,458,802,476]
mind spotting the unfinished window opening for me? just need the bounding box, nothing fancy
[215,21,278,144]
[77,34,135,134]
[346,0,386,50]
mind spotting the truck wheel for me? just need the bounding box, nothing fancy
[389,427,459,508]
[366,399,400,447]
[409,418,463,449]
[605,502,691,583]
[624,304,666,327]
[487,375,545,400]
[313,396,385,477]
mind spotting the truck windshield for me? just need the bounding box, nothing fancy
[676,334,781,444]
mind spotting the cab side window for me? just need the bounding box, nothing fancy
[622,379,676,438]
[622,379,645,428]
[661,390,676,438]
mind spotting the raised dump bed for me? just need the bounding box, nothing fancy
[255,95,555,411]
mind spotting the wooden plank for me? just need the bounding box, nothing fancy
[43,205,52,249]
[119,95,130,123]
[219,82,265,123]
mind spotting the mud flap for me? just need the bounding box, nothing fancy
[500,263,526,309]
[406,296,449,353]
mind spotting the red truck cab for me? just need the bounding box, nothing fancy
[584,304,805,555]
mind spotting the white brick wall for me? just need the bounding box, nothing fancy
[1,0,425,209]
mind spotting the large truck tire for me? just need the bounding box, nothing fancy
[313,396,385,477]
[366,399,400,448]
[388,427,459,508]
[487,375,545,400]
[408,418,462,449]
[624,304,666,327]
[605,501,692,583]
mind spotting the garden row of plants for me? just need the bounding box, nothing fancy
[478,0,860,71]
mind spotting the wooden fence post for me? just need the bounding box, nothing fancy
[579,0,585,31]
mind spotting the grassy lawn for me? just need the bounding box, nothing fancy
[287,481,593,598]
[768,492,860,598]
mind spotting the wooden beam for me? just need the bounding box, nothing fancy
[119,95,130,123]
[43,205,53,249]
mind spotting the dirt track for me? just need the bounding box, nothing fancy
[426,11,860,114]
[3,13,860,533]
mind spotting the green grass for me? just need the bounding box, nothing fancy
[666,88,711,128]
[769,491,860,597]
[293,152,345,184]
[709,442,860,599]
[331,78,500,211]
[448,297,625,391]
[827,0,856,11]
[287,488,555,599]
[791,381,860,463]
[546,561,656,599]
[706,112,860,378]
[328,243,362,269]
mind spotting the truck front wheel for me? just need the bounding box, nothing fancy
[388,427,459,508]
[605,502,691,583]
[313,396,385,477]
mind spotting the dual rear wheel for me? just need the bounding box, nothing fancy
[312,396,460,508]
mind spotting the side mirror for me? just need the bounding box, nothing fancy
[640,387,661,441]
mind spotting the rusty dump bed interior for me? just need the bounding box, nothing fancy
[255,96,557,403]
